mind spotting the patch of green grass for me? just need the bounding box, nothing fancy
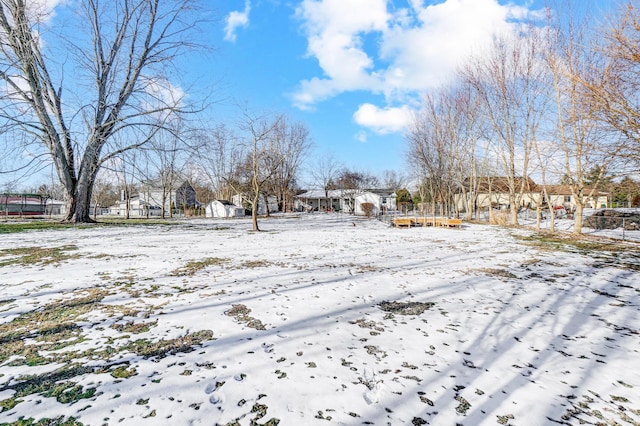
[171,257,230,276]
[0,222,77,234]
[0,364,96,412]
[95,218,177,226]
[123,330,215,359]
[0,245,80,267]
[112,320,157,334]
[110,365,137,379]
[0,287,110,364]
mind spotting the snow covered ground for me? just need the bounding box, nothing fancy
[0,213,638,425]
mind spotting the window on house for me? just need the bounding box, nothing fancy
[564,195,571,203]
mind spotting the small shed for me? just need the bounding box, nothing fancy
[205,200,245,218]
[355,191,397,216]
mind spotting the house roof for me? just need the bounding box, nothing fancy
[474,177,538,193]
[542,185,608,196]
[296,189,396,199]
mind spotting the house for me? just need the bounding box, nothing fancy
[542,185,608,210]
[45,199,66,216]
[231,194,277,215]
[294,189,397,216]
[0,194,47,216]
[138,181,199,212]
[455,177,608,212]
[294,189,343,212]
[109,196,162,217]
[466,177,540,210]
[110,181,199,216]
[205,200,245,218]
[354,191,397,216]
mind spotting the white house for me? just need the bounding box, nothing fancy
[294,189,397,215]
[454,178,609,213]
[294,189,343,212]
[45,199,66,216]
[109,181,199,217]
[205,200,245,218]
[231,194,277,215]
[355,191,397,216]
[109,196,162,217]
[543,185,608,210]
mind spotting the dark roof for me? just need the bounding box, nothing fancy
[474,177,538,193]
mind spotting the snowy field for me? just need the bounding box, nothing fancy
[0,214,638,425]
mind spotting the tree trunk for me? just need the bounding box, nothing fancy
[252,192,260,231]
[510,194,518,225]
[574,203,584,234]
[264,194,271,217]
[62,166,97,223]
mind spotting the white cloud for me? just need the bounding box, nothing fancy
[293,0,542,133]
[28,0,66,24]
[140,76,186,122]
[224,1,251,42]
[292,0,388,108]
[355,130,368,143]
[353,103,413,134]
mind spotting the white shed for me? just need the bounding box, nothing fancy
[205,200,245,218]
[355,191,397,216]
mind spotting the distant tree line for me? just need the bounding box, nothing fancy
[406,1,640,234]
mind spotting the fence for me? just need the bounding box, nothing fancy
[378,207,640,242]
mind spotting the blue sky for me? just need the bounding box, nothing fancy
[1,0,616,190]
[206,0,615,183]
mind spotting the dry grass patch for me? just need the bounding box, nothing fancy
[0,287,110,365]
[122,330,214,359]
[225,304,267,330]
[517,232,639,254]
[378,301,435,316]
[240,259,271,268]
[112,320,158,334]
[473,268,518,280]
[0,245,80,267]
[171,257,230,276]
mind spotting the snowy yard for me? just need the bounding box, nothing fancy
[0,214,638,425]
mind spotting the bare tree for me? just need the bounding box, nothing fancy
[462,28,549,225]
[309,153,342,210]
[141,124,186,218]
[238,109,285,231]
[113,150,139,219]
[194,124,245,202]
[545,2,616,234]
[91,176,118,220]
[0,0,201,222]
[334,169,378,214]
[263,117,312,213]
[380,170,406,192]
[583,2,640,165]
[406,85,478,218]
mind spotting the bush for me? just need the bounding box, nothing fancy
[361,202,375,218]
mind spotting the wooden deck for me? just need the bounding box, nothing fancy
[392,216,463,229]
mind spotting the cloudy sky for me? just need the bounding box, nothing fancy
[215,0,603,179]
[14,0,614,188]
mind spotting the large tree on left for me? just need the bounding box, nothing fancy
[0,0,198,222]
